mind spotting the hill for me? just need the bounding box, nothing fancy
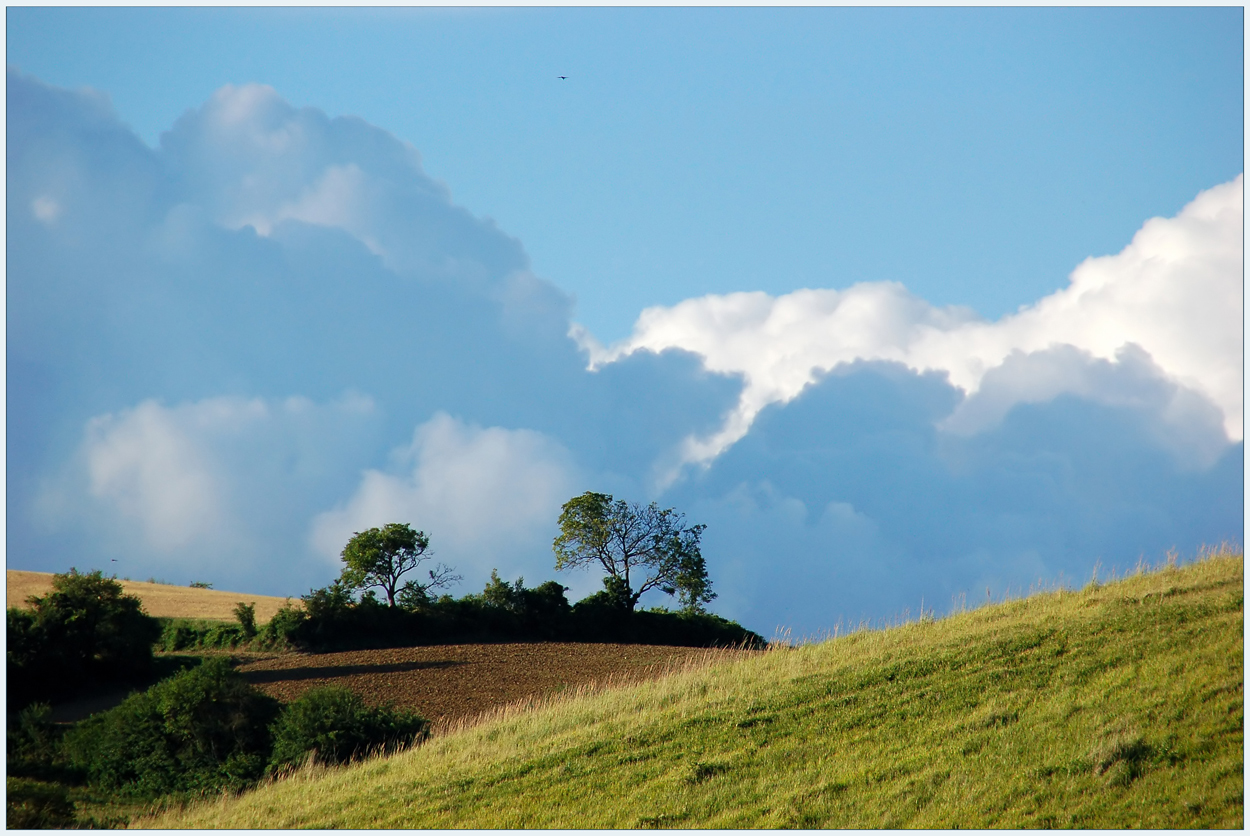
[137,550,1243,828]
[6,570,297,622]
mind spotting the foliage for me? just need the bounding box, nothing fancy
[553,492,714,612]
[7,568,161,708]
[156,618,250,652]
[6,776,76,829]
[63,658,281,797]
[189,581,213,589]
[7,703,80,786]
[281,570,755,652]
[143,550,1243,830]
[268,686,429,772]
[339,523,460,607]
[260,600,307,646]
[234,602,258,638]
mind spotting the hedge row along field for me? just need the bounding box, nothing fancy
[138,549,1243,829]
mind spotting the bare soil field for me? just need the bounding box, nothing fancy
[235,643,741,730]
[6,570,298,622]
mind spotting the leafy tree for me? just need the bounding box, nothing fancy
[553,492,716,613]
[8,569,161,707]
[338,523,461,607]
[481,569,526,613]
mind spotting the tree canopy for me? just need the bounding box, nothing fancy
[338,523,460,607]
[553,492,715,613]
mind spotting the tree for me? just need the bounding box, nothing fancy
[553,492,716,613]
[8,569,161,707]
[338,523,460,607]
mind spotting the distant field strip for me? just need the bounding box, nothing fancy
[7,570,297,622]
[237,643,735,730]
[138,550,1243,829]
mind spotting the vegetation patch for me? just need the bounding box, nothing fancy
[138,550,1242,829]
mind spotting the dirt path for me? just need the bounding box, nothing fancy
[236,643,739,730]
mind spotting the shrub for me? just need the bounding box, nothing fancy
[7,703,80,785]
[63,658,281,797]
[7,569,161,707]
[268,686,429,773]
[6,776,75,829]
[258,601,305,647]
[234,602,258,638]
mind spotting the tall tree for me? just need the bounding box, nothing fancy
[338,523,459,607]
[553,492,715,612]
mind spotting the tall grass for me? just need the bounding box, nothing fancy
[136,547,1243,829]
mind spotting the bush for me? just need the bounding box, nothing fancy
[7,703,80,785]
[6,776,75,829]
[258,601,305,647]
[63,658,281,797]
[268,686,429,772]
[8,569,161,708]
[155,618,246,651]
[234,602,258,638]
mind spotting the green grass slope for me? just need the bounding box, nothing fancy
[138,551,1243,829]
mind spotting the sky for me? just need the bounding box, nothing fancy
[6,7,1244,638]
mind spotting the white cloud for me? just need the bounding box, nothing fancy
[161,82,525,285]
[80,399,239,551]
[36,393,380,586]
[310,413,580,585]
[941,343,1231,468]
[584,176,1243,469]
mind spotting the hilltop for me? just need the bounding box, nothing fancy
[6,570,296,622]
[138,550,1243,829]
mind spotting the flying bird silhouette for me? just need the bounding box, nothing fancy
[558,75,567,80]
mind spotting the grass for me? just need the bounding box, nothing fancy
[6,570,298,622]
[136,547,1243,829]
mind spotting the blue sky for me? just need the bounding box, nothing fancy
[6,7,1243,637]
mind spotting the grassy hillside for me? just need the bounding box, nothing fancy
[138,551,1243,829]
[7,570,297,622]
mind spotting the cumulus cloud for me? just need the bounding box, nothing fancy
[80,399,238,551]
[34,394,380,592]
[7,68,1241,633]
[668,360,1242,637]
[310,413,580,591]
[586,175,1243,469]
[161,82,528,285]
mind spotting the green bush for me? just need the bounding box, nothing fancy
[156,612,296,652]
[258,601,305,647]
[6,702,81,785]
[6,776,76,829]
[268,686,429,772]
[234,602,258,638]
[8,569,161,708]
[63,658,281,797]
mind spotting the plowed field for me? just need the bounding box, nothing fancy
[236,643,738,730]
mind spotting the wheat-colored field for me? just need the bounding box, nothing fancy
[6,570,298,622]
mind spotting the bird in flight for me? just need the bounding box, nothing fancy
[558,75,567,80]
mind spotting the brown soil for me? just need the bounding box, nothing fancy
[235,643,737,730]
[7,570,299,622]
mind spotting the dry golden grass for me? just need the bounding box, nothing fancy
[6,570,298,622]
